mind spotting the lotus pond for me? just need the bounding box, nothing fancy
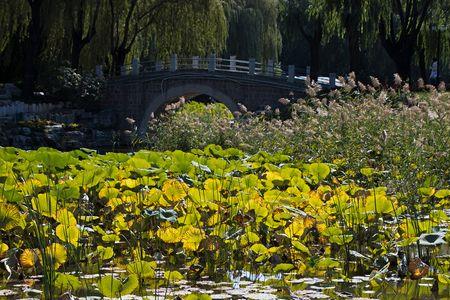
[1,145,450,299]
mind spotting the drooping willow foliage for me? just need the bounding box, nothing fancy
[224,0,282,61]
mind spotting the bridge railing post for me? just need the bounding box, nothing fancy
[192,56,199,69]
[208,54,216,72]
[230,55,236,71]
[95,65,104,79]
[155,60,162,71]
[288,65,295,83]
[170,54,178,72]
[132,58,140,76]
[329,73,336,88]
[249,58,256,75]
[266,59,274,77]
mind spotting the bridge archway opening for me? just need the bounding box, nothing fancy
[138,84,238,135]
[154,93,233,115]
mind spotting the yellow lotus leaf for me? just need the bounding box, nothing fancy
[121,178,139,189]
[264,215,285,229]
[32,193,57,217]
[97,246,114,260]
[181,226,205,251]
[20,178,43,195]
[178,210,202,226]
[207,213,221,226]
[0,203,21,231]
[365,194,394,214]
[157,227,181,243]
[240,230,260,246]
[113,214,129,231]
[20,248,39,268]
[204,178,222,191]
[285,218,305,238]
[98,187,120,199]
[0,243,8,258]
[303,216,315,229]
[164,270,184,281]
[40,243,67,269]
[102,234,120,243]
[250,243,268,255]
[141,188,163,206]
[264,171,285,187]
[307,191,323,209]
[107,198,124,210]
[55,208,77,226]
[162,180,188,202]
[264,190,290,203]
[56,224,80,246]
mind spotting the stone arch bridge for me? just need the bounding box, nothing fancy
[99,56,337,134]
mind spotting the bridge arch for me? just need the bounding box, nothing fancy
[138,83,238,134]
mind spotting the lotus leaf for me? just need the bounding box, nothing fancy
[0,243,8,258]
[306,163,330,184]
[435,189,450,199]
[162,179,188,202]
[54,273,81,291]
[20,249,39,268]
[0,203,21,230]
[32,194,57,218]
[96,246,114,260]
[284,218,305,238]
[127,260,156,278]
[98,274,138,298]
[273,263,294,273]
[56,224,80,246]
[184,293,212,300]
[157,227,182,243]
[40,243,67,269]
[164,270,184,281]
[55,209,77,226]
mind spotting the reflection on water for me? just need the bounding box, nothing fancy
[2,271,450,299]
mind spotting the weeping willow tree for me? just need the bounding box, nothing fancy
[307,0,381,77]
[0,1,29,82]
[377,0,436,80]
[225,0,282,61]
[83,0,228,74]
[280,0,326,80]
[416,0,450,81]
[142,0,228,60]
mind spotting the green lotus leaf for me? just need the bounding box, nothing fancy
[54,272,81,292]
[127,260,156,278]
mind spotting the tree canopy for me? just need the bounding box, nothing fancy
[0,0,449,95]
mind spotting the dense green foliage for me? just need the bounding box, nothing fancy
[1,145,450,298]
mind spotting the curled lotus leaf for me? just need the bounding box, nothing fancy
[142,208,178,222]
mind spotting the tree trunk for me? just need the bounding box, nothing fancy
[112,47,128,75]
[344,0,363,76]
[309,42,320,81]
[393,52,413,81]
[418,47,427,82]
[24,0,43,99]
[71,34,83,69]
[347,30,361,74]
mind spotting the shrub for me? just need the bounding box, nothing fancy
[51,67,104,102]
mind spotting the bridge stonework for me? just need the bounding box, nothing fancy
[99,54,340,135]
[101,70,307,134]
